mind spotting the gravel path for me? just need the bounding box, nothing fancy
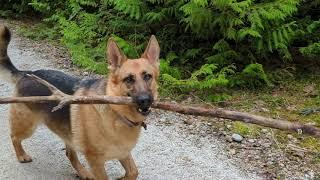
[0,22,260,180]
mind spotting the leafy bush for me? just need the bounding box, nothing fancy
[231,63,271,88]
[1,0,320,98]
[299,19,320,57]
[162,64,233,91]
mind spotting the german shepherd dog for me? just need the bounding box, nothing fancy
[0,25,160,180]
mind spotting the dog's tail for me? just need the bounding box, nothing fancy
[0,25,20,83]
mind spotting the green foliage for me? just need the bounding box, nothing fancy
[19,23,60,40]
[160,52,181,79]
[2,0,320,100]
[300,42,320,57]
[231,63,271,88]
[108,0,145,20]
[206,39,240,65]
[57,14,107,74]
[0,0,34,17]
[297,17,320,58]
[111,35,139,58]
[180,0,299,60]
[161,63,234,93]
[232,121,260,136]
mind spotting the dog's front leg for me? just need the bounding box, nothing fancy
[86,154,108,180]
[118,153,138,180]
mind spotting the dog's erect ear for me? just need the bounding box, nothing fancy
[107,38,127,72]
[141,35,160,68]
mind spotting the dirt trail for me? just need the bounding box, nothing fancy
[0,21,259,180]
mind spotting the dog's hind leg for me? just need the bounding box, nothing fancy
[65,145,94,180]
[9,104,40,163]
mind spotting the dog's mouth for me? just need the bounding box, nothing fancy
[136,107,151,116]
[129,93,153,116]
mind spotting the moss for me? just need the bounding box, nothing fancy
[300,137,320,152]
[232,121,261,137]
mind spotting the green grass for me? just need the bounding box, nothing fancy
[232,121,261,137]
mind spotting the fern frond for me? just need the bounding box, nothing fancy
[108,0,145,20]
[144,11,166,23]
[111,34,139,58]
[307,19,320,33]
[300,42,320,57]
[238,28,261,40]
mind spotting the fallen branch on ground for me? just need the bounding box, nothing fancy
[0,74,320,138]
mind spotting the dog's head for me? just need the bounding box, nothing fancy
[107,36,160,116]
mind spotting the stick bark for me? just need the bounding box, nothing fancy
[0,74,319,138]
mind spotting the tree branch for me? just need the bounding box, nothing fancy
[0,74,319,138]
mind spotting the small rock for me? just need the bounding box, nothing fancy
[287,134,293,139]
[291,137,298,143]
[226,135,233,143]
[254,100,266,106]
[293,151,304,158]
[200,130,206,137]
[186,97,193,103]
[162,119,172,126]
[183,119,194,125]
[261,107,270,112]
[266,161,273,166]
[261,129,268,133]
[305,171,315,179]
[248,139,255,143]
[229,149,236,155]
[286,105,297,111]
[226,124,232,129]
[253,143,260,147]
[232,133,243,143]
[83,71,89,76]
[262,143,271,148]
[207,122,213,126]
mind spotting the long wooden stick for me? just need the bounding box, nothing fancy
[0,74,319,138]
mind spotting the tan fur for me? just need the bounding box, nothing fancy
[8,36,160,180]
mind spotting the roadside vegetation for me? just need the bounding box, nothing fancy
[1,0,320,154]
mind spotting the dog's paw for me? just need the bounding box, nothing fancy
[17,154,32,163]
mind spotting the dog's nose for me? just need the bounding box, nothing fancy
[136,95,153,108]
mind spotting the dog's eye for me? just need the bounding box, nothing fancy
[123,76,135,84]
[143,74,152,81]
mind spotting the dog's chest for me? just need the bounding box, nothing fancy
[71,104,141,160]
[95,104,141,159]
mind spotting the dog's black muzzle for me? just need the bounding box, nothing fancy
[133,94,153,116]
